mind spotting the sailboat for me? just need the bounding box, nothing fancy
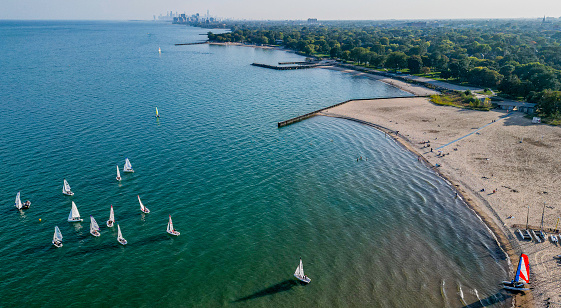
[123,158,134,173]
[67,201,83,222]
[138,195,150,214]
[14,192,23,210]
[156,107,160,118]
[90,215,101,237]
[52,226,63,248]
[502,253,530,291]
[167,215,180,236]
[62,179,74,196]
[158,47,161,53]
[107,205,115,227]
[116,165,121,181]
[117,224,127,245]
[294,258,311,284]
[15,192,31,210]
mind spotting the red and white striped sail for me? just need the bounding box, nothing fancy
[516,254,530,284]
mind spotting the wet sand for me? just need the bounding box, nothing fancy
[318,97,561,307]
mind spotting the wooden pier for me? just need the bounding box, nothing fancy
[251,63,319,70]
[277,96,429,128]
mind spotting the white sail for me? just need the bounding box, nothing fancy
[63,179,71,193]
[123,158,134,172]
[68,201,81,221]
[109,205,114,222]
[138,195,149,213]
[167,215,173,233]
[90,216,100,232]
[54,226,63,242]
[14,192,22,209]
[116,165,121,180]
[294,258,304,277]
[117,224,124,240]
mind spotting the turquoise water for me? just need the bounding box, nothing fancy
[0,21,509,307]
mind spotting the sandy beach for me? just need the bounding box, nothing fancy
[317,96,561,307]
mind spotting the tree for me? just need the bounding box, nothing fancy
[467,67,502,87]
[407,55,423,74]
[531,90,561,116]
[385,51,408,71]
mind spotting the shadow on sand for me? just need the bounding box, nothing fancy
[462,291,511,308]
[233,279,302,303]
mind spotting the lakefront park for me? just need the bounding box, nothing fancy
[1,10,561,308]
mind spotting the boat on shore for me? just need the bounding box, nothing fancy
[107,205,115,227]
[123,158,134,173]
[294,258,311,284]
[62,179,74,196]
[117,224,127,245]
[52,226,63,248]
[138,195,150,214]
[116,165,121,181]
[167,215,180,236]
[90,216,101,237]
[502,253,530,291]
[67,201,83,222]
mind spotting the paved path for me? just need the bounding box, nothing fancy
[435,112,513,150]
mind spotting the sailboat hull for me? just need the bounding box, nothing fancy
[167,230,180,236]
[116,176,121,181]
[503,285,530,291]
[62,191,74,196]
[123,169,134,173]
[294,274,311,283]
[141,208,150,214]
[21,201,31,209]
[90,231,101,237]
[107,220,114,228]
[52,240,63,248]
[68,218,83,222]
[118,238,127,245]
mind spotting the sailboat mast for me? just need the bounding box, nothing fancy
[540,202,546,230]
[526,206,530,230]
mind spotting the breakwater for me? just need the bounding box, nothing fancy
[277,96,428,128]
[175,41,209,46]
[251,63,319,70]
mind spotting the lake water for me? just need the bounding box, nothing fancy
[0,21,509,307]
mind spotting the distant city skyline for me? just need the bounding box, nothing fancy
[1,0,560,20]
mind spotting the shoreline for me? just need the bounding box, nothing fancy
[315,97,544,308]
[213,41,544,306]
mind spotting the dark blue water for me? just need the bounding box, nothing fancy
[0,21,508,307]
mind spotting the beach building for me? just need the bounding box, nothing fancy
[494,101,536,114]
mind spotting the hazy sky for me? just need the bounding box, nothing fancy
[1,0,560,20]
